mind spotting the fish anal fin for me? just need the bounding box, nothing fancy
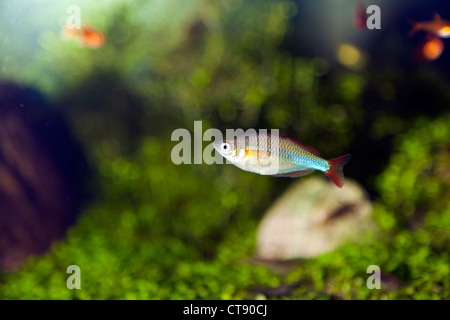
[279,134,321,156]
[271,168,315,178]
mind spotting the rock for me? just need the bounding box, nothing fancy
[256,177,373,260]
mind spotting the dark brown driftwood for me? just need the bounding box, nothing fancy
[0,83,89,270]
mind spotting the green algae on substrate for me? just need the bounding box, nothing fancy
[1,115,449,300]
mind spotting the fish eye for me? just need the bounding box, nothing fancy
[221,143,231,151]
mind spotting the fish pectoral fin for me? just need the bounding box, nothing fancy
[271,168,315,178]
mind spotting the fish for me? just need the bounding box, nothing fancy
[409,13,450,38]
[213,132,351,188]
[353,1,367,31]
[63,25,106,49]
[421,35,444,61]
[411,34,444,63]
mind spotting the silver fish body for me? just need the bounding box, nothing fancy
[213,132,351,187]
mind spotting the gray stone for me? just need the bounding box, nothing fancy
[256,177,373,259]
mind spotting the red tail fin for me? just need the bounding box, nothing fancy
[325,154,351,188]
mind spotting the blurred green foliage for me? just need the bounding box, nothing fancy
[1,114,449,299]
[0,0,449,299]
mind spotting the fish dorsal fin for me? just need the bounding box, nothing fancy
[271,168,315,178]
[434,13,442,22]
[279,134,321,156]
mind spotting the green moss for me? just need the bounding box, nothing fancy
[2,114,448,299]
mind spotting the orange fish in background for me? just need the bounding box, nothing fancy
[63,25,106,49]
[422,36,444,60]
[409,13,450,38]
[411,35,444,63]
[353,1,367,31]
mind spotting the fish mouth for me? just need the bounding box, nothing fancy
[212,140,220,150]
[212,139,225,151]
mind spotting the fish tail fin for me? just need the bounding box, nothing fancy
[434,13,442,22]
[408,20,419,37]
[325,154,351,188]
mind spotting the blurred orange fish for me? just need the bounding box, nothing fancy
[353,1,367,31]
[422,36,444,60]
[63,25,106,49]
[409,13,450,38]
[411,35,444,63]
